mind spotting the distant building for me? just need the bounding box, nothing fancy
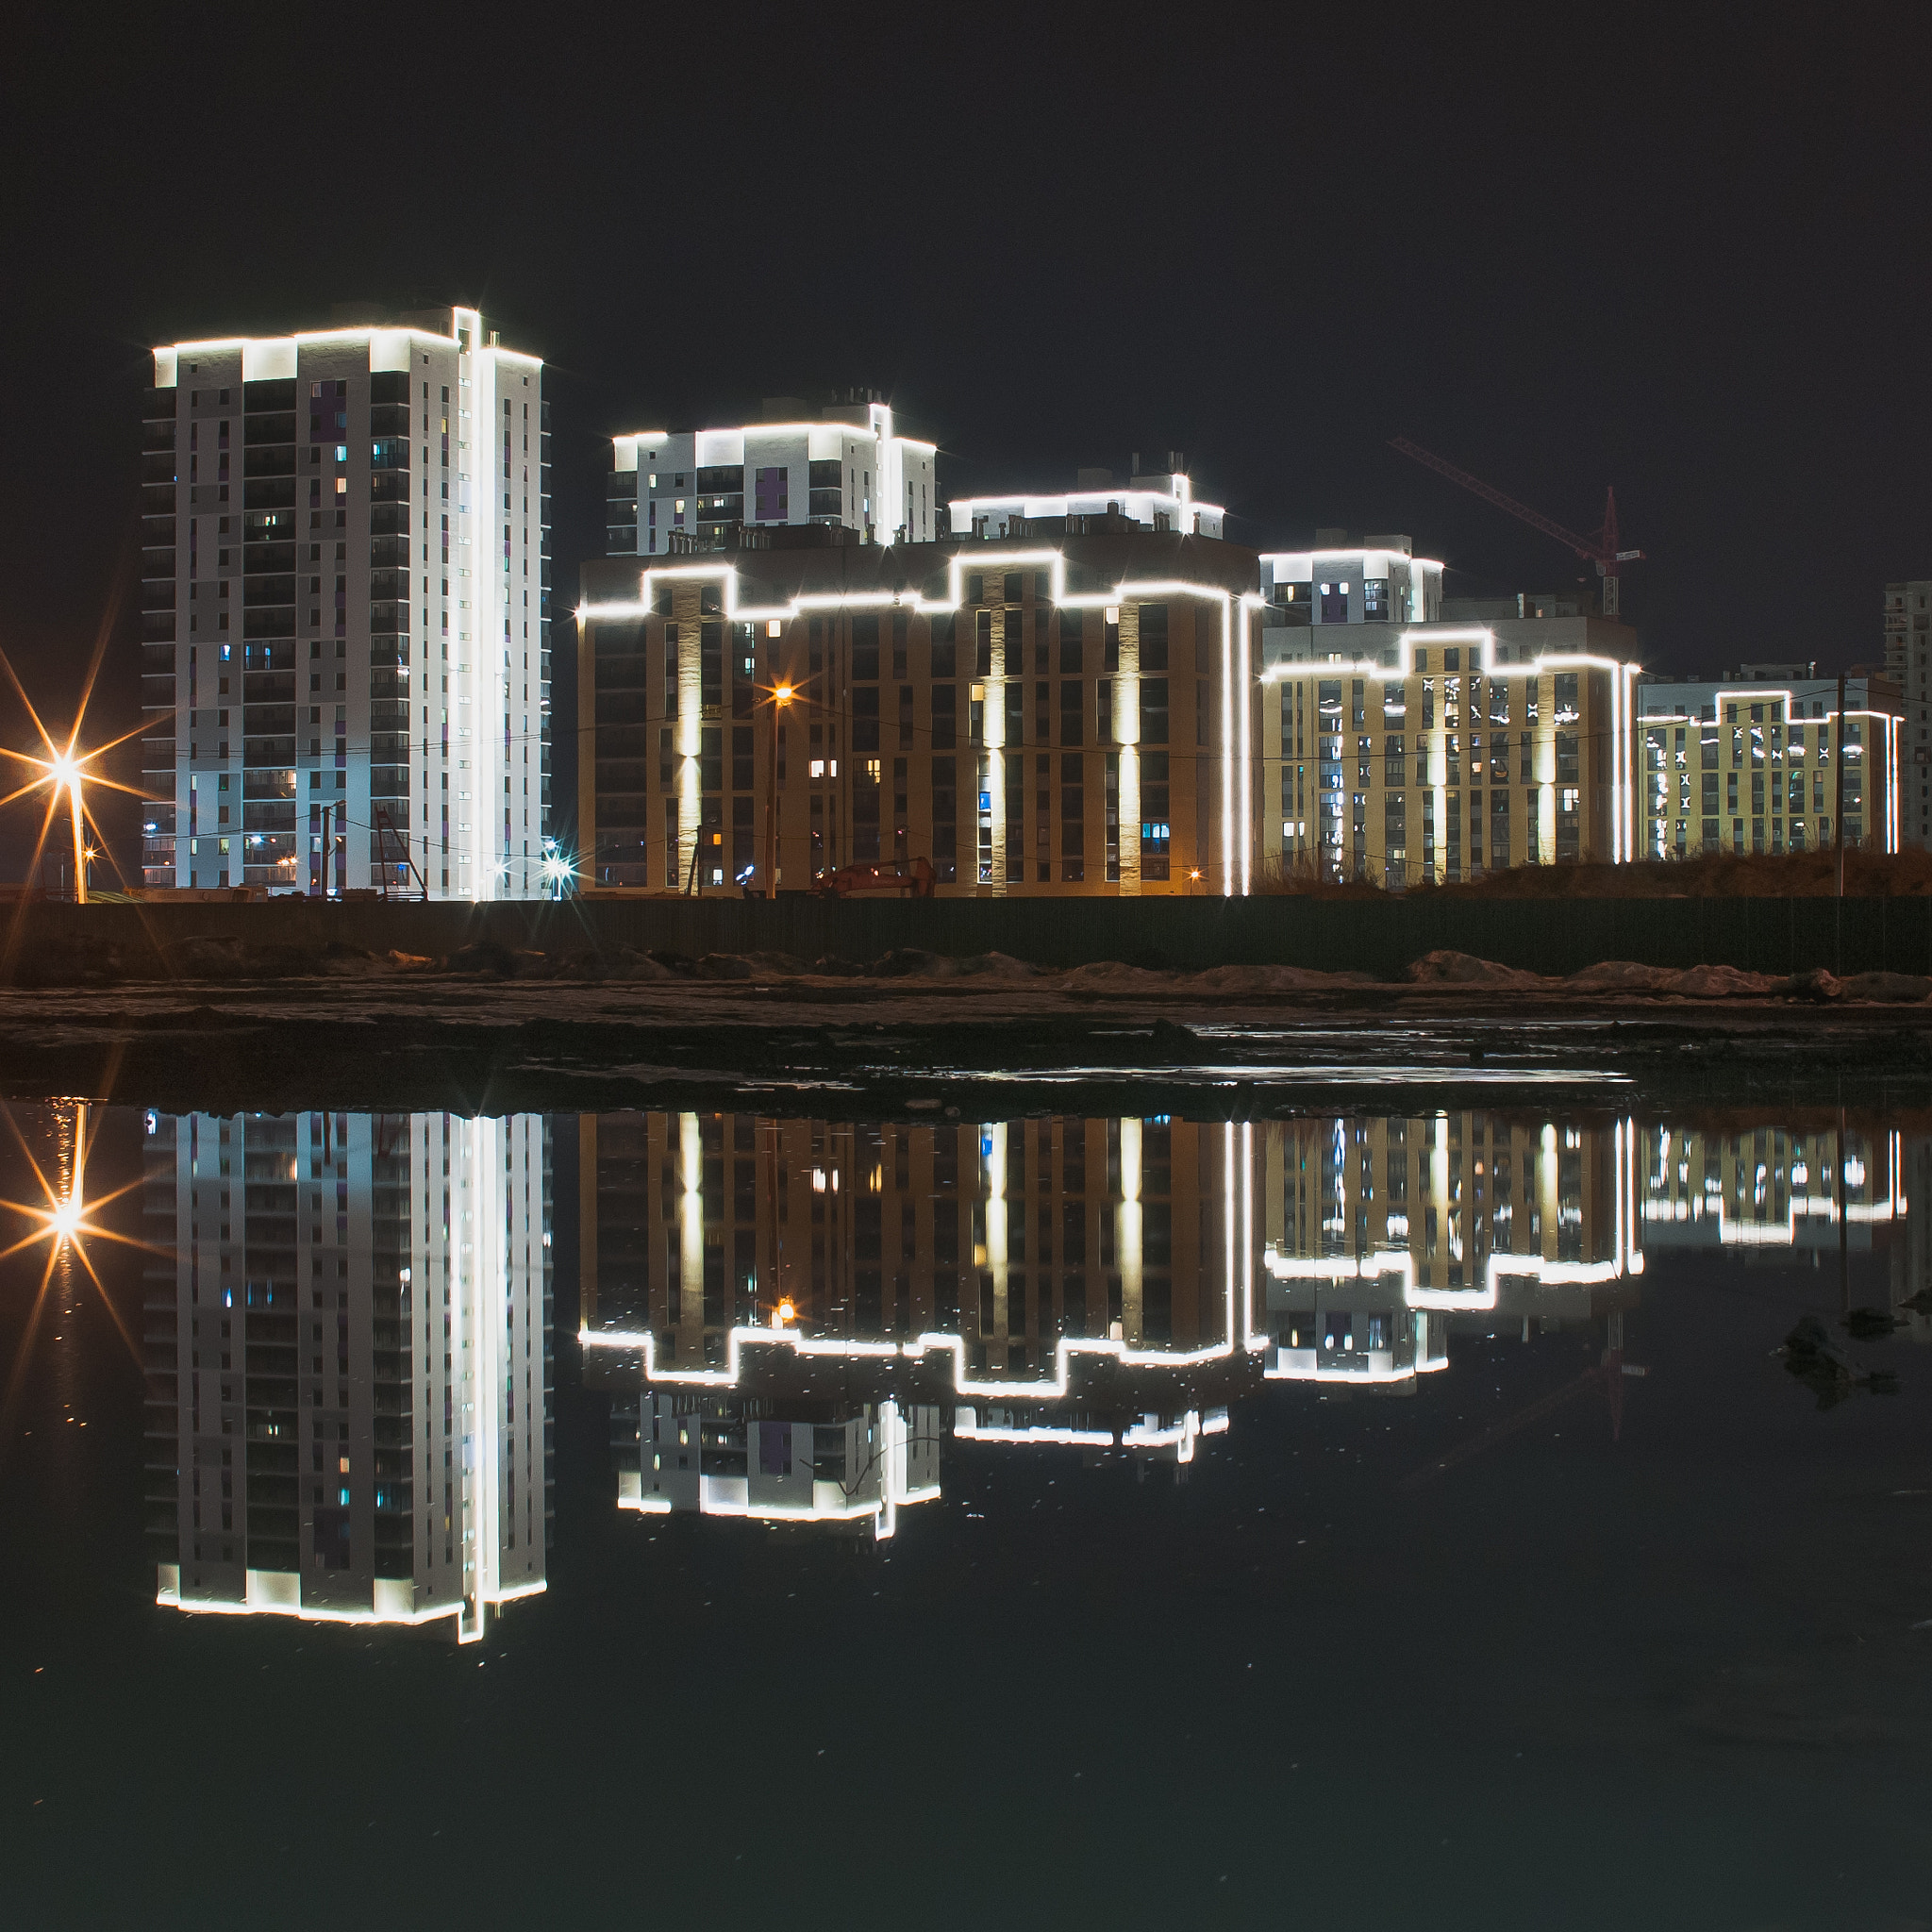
[1258,530,1442,627]
[606,393,938,555]
[1634,671,1899,858]
[1885,581,1931,848]
[144,1108,552,1640]
[948,457,1225,541]
[142,306,552,897]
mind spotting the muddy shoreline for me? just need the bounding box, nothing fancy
[6,971,1932,1117]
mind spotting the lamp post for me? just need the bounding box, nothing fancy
[765,683,793,897]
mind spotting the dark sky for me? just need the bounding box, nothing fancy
[4,7,1928,877]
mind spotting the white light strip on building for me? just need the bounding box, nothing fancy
[948,473,1225,537]
[1257,549,1447,575]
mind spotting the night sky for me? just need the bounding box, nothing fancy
[4,8,1928,878]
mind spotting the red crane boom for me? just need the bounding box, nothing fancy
[1389,436,1643,618]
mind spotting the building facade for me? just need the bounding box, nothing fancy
[1259,619,1641,885]
[1634,672,1899,858]
[605,395,937,556]
[142,306,552,898]
[1885,580,1931,848]
[576,527,1259,895]
[143,1108,553,1639]
[1258,531,1443,628]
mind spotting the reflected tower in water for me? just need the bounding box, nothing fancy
[143,1112,553,1638]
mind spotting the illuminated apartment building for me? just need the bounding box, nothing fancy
[605,393,937,555]
[1256,533,1642,884]
[1634,671,1900,858]
[576,530,1259,894]
[143,1109,552,1640]
[947,456,1225,541]
[1258,531,1444,629]
[142,306,552,898]
[1261,627,1641,885]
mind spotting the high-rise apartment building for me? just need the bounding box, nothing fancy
[142,306,551,898]
[143,1108,553,1639]
[605,393,937,557]
[1885,580,1931,847]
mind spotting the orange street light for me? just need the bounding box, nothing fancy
[764,680,798,895]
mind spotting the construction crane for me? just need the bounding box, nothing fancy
[1389,436,1644,619]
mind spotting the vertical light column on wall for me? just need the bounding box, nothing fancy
[1115,605,1141,895]
[1117,1116,1142,1342]
[983,1121,1008,1357]
[987,607,1006,894]
[679,1111,704,1332]
[677,599,700,891]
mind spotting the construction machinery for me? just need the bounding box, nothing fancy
[1390,437,1644,619]
[812,858,937,899]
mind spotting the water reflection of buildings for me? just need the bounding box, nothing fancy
[143,1112,553,1640]
[581,1110,1931,1521]
[1261,1114,1644,1383]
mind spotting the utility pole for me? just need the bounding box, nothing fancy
[1833,675,1848,975]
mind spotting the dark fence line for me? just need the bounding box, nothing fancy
[12,894,1929,979]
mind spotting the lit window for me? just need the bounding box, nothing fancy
[810,759,825,778]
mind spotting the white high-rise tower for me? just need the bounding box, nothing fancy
[142,305,551,898]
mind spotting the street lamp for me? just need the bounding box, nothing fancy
[765,682,795,896]
[0,653,151,904]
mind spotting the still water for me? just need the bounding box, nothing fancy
[3,1100,1930,1928]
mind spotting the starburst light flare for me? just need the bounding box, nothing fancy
[0,643,153,907]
